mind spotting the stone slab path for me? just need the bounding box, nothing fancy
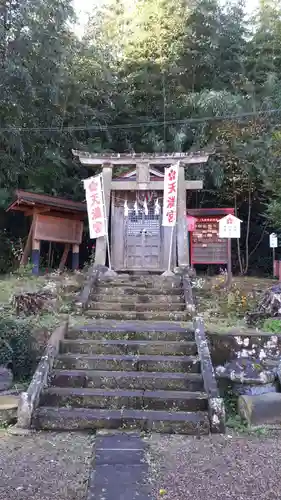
[87,432,152,500]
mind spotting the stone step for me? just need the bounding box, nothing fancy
[95,286,182,296]
[55,354,200,372]
[84,310,191,321]
[98,277,181,288]
[93,293,184,304]
[50,369,205,392]
[60,339,197,356]
[40,387,208,412]
[89,302,186,312]
[66,328,194,342]
[66,322,195,342]
[32,406,210,435]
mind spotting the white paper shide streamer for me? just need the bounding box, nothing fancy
[124,199,129,217]
[154,198,161,216]
[134,200,139,216]
[143,198,148,216]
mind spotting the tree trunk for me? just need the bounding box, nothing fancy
[234,189,243,275]
[243,182,252,275]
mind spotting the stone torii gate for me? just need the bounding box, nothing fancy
[73,151,210,271]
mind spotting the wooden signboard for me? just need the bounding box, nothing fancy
[34,214,83,244]
[187,208,234,265]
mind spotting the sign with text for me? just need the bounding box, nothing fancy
[219,214,241,239]
[162,163,179,226]
[191,216,228,264]
[83,174,106,239]
[270,233,278,248]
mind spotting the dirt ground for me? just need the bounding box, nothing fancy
[0,431,93,500]
[147,432,281,500]
[2,429,281,499]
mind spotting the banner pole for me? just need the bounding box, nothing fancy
[167,224,175,272]
[100,174,112,270]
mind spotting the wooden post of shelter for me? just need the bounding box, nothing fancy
[59,243,70,271]
[32,239,40,275]
[20,218,35,266]
[72,244,80,270]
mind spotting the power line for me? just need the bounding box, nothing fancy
[0,107,280,133]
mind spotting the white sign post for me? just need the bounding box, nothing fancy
[83,174,112,269]
[162,162,179,275]
[270,233,278,277]
[218,214,242,239]
[219,214,242,286]
[270,233,278,248]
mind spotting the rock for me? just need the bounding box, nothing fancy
[0,366,13,392]
[233,382,278,396]
[238,392,281,426]
[216,358,275,385]
[174,266,196,278]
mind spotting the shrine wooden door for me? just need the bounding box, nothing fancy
[125,207,161,270]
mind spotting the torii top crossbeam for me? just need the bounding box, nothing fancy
[72,150,210,166]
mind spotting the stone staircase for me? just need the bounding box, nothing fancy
[32,274,210,434]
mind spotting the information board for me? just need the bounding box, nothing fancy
[34,214,83,244]
[190,216,228,264]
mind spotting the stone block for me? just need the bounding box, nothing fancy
[238,392,281,426]
[0,395,19,425]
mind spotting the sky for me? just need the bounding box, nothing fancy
[73,0,260,38]
[73,0,102,36]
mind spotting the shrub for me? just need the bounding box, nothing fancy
[263,318,281,334]
[0,317,38,379]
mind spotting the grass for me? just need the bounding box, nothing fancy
[0,274,46,304]
[0,270,87,361]
[195,275,277,329]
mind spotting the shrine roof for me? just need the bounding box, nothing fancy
[7,190,87,215]
[187,208,234,216]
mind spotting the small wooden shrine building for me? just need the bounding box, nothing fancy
[7,190,87,274]
[73,151,210,272]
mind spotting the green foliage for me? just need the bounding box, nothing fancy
[0,317,37,379]
[0,230,22,274]
[263,318,281,333]
[224,384,248,432]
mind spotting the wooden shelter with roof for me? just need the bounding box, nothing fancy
[7,190,87,274]
[73,151,210,272]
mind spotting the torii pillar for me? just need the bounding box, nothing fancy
[177,163,190,267]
